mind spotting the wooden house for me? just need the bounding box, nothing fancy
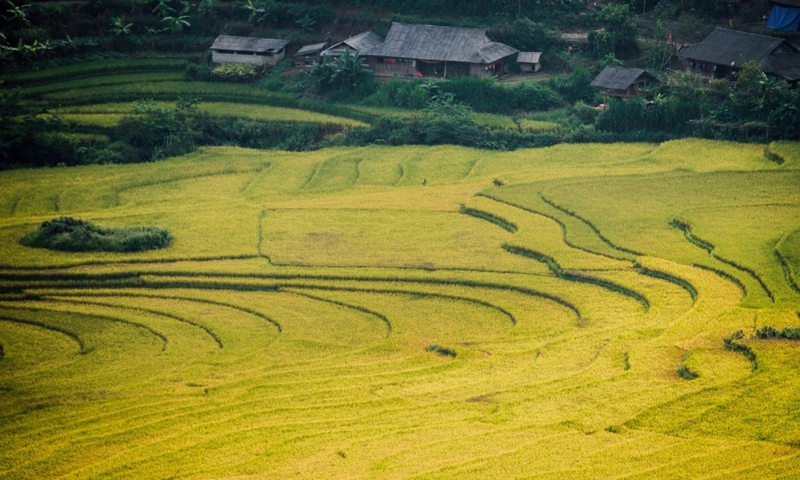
[517,52,542,73]
[295,42,327,65]
[362,23,518,78]
[210,35,289,67]
[590,66,658,98]
[678,28,800,82]
[321,31,383,58]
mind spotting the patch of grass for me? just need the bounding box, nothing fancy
[1,59,188,86]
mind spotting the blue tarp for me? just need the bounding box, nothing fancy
[766,5,800,31]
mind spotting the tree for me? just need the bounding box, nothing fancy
[417,94,479,145]
[309,48,374,96]
[593,4,639,57]
[118,97,201,161]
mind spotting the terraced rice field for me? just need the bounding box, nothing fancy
[1,139,800,478]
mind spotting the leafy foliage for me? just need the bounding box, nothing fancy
[117,96,202,161]
[20,216,171,252]
[309,48,375,97]
[211,63,257,83]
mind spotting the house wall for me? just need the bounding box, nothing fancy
[681,59,729,80]
[470,64,493,78]
[366,57,512,78]
[367,57,417,76]
[211,50,285,66]
[520,62,541,73]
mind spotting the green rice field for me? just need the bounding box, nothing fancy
[1,138,799,478]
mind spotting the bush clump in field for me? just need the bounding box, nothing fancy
[755,325,800,340]
[723,330,757,370]
[676,364,699,380]
[426,344,457,357]
[20,217,171,252]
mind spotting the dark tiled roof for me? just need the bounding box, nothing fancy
[211,35,289,53]
[296,42,327,56]
[764,54,800,80]
[678,28,792,67]
[590,66,657,90]
[364,23,518,64]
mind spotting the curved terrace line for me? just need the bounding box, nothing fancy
[476,193,631,262]
[50,296,224,349]
[282,289,393,338]
[502,244,650,312]
[633,263,698,304]
[692,263,748,300]
[138,271,582,322]
[394,163,406,187]
[0,270,580,323]
[283,283,516,327]
[459,205,518,233]
[670,219,774,302]
[10,302,169,352]
[299,162,321,190]
[0,254,261,271]
[539,193,644,257]
[57,291,284,334]
[775,232,800,295]
[112,166,266,207]
[0,314,86,354]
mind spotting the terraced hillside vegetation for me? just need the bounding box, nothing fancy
[1,139,800,478]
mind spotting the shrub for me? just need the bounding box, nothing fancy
[212,63,258,83]
[573,101,599,124]
[426,344,456,357]
[677,364,699,380]
[20,217,172,252]
[755,325,800,340]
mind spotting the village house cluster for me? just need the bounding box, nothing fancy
[210,22,800,88]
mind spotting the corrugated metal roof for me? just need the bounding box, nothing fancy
[364,23,518,64]
[211,35,289,53]
[322,31,383,56]
[678,28,788,67]
[344,31,384,52]
[296,42,327,56]
[590,66,657,90]
[517,51,542,63]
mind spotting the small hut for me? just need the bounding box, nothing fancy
[590,66,658,98]
[210,35,289,67]
[295,42,327,65]
[517,52,542,73]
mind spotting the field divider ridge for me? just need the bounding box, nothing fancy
[47,296,224,349]
[539,193,644,257]
[670,219,774,302]
[501,244,650,312]
[476,193,632,261]
[281,289,393,338]
[6,302,169,352]
[0,313,87,354]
